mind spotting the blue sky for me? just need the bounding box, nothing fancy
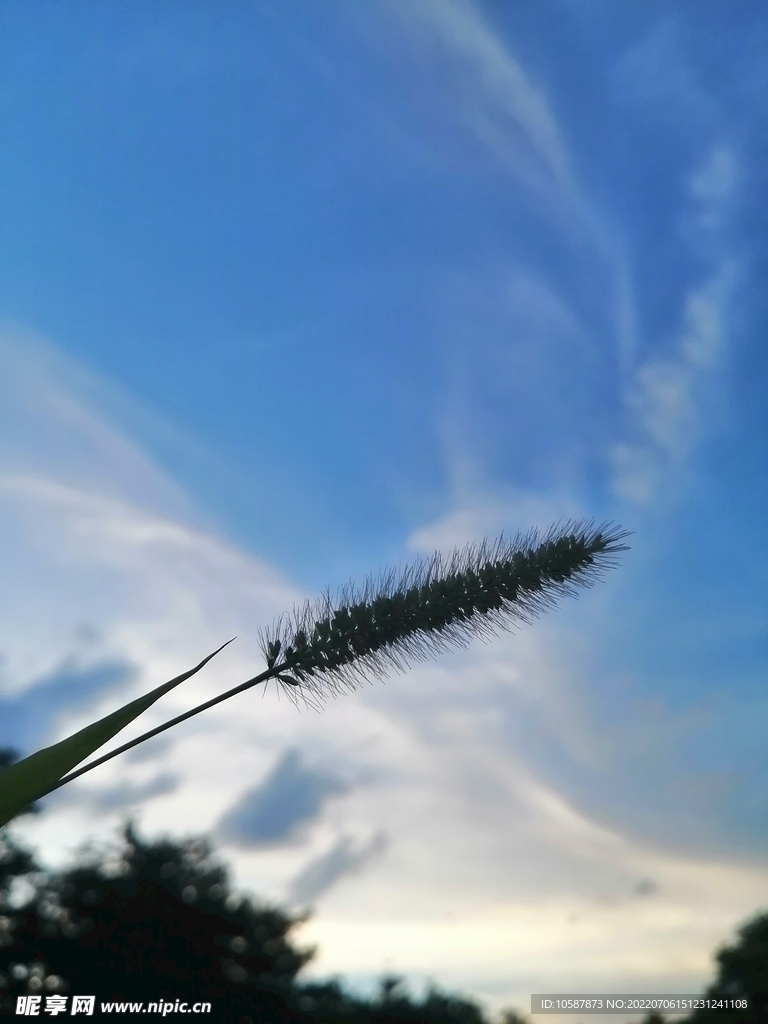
[1,0,767,1016]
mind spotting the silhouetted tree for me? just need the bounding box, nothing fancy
[1,821,311,1021]
[291,974,488,1023]
[0,819,496,1022]
[0,749,43,1014]
[682,911,768,1024]
[365,974,486,1023]
[637,911,768,1024]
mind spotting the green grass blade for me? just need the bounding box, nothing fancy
[0,639,234,829]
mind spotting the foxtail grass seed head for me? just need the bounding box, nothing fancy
[258,520,630,708]
[1,520,629,814]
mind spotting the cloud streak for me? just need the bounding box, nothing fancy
[392,0,575,200]
[218,750,348,847]
[385,0,741,522]
[288,831,388,906]
[611,142,739,504]
[0,657,136,754]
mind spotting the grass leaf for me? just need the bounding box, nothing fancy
[0,639,234,829]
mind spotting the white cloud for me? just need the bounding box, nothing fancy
[379,0,640,338]
[0,328,196,520]
[407,489,584,555]
[611,259,735,503]
[396,0,573,197]
[610,141,739,505]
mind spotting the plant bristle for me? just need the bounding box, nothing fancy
[257,520,630,708]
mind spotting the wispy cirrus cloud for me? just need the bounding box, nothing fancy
[611,145,739,504]
[388,0,575,200]
[383,1,743,519]
[372,0,638,520]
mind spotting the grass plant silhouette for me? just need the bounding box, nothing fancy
[0,521,629,827]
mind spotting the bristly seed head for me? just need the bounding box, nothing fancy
[257,520,630,708]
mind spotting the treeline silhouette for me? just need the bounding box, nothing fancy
[0,817,493,1022]
[0,740,493,1023]
[1,747,767,1022]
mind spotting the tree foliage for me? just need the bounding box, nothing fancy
[683,911,768,1024]
[638,913,768,1024]
[0,808,493,1022]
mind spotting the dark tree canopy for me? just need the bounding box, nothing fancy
[638,912,768,1024]
[1,821,311,1021]
[0,811,491,1023]
[683,911,768,1024]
